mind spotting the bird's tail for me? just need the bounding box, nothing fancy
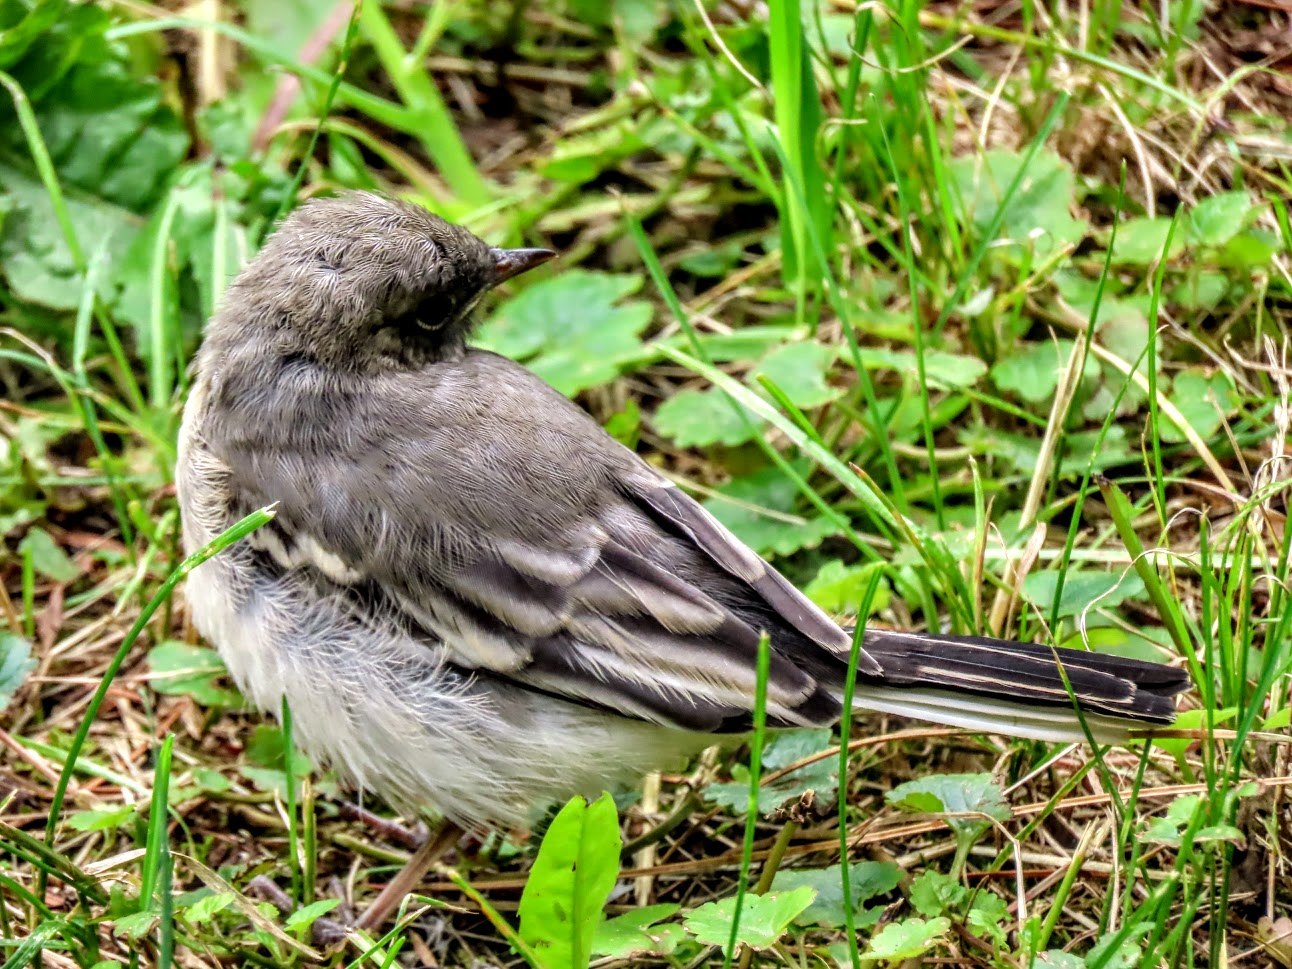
[851,629,1190,744]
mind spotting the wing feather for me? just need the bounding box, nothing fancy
[215,350,852,731]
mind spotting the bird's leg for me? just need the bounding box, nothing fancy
[354,821,463,936]
[335,800,425,850]
[247,821,461,947]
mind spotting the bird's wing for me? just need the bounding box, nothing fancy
[211,351,872,731]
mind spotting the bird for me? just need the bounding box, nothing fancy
[176,191,1189,936]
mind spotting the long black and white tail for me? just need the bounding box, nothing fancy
[852,630,1190,743]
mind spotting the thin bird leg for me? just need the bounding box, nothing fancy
[336,800,425,850]
[354,821,463,936]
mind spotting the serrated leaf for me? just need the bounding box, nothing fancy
[886,773,1010,847]
[1150,707,1235,759]
[770,862,901,928]
[703,466,844,557]
[966,890,1010,945]
[1161,368,1236,444]
[0,633,36,711]
[1170,272,1229,311]
[33,65,188,212]
[113,910,159,941]
[519,793,622,969]
[1036,950,1085,968]
[1088,936,1144,969]
[147,640,241,708]
[478,270,653,395]
[950,149,1086,258]
[706,728,836,816]
[1107,217,1184,265]
[67,804,136,833]
[1188,191,1257,247]
[1021,569,1145,619]
[862,916,950,962]
[653,388,759,447]
[692,325,804,361]
[1217,228,1282,269]
[682,886,816,949]
[908,870,967,918]
[858,348,987,389]
[538,120,647,182]
[752,341,840,408]
[182,891,236,925]
[591,903,682,958]
[679,240,745,278]
[17,527,79,582]
[804,561,890,617]
[244,724,312,774]
[285,898,341,933]
[991,340,1099,403]
[0,138,135,313]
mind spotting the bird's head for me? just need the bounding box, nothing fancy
[212,192,554,369]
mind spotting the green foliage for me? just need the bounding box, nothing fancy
[862,916,951,963]
[706,728,837,815]
[179,891,236,926]
[1022,569,1145,619]
[770,862,901,929]
[886,773,1010,872]
[858,348,987,388]
[682,886,816,949]
[478,271,653,396]
[283,898,341,934]
[990,340,1099,403]
[1187,191,1258,247]
[239,723,312,800]
[654,387,758,447]
[753,341,841,408]
[0,631,36,710]
[1107,217,1183,266]
[950,149,1086,258]
[908,870,1010,948]
[591,903,684,958]
[1161,368,1237,443]
[146,641,241,709]
[0,0,189,314]
[17,527,78,582]
[804,561,891,617]
[67,804,136,833]
[518,793,623,969]
[703,466,845,557]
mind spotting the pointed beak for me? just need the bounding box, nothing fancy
[490,247,556,286]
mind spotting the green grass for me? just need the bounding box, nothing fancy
[1,0,1291,965]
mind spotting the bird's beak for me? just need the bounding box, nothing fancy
[490,247,557,286]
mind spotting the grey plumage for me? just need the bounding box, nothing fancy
[177,192,1189,829]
